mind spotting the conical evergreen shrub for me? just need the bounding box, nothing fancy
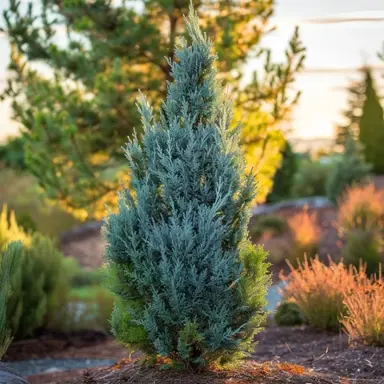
[104,6,270,369]
[359,68,384,174]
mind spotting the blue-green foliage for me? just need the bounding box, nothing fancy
[103,7,270,369]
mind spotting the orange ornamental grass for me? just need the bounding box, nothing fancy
[280,256,368,331]
[337,184,384,235]
[341,269,384,346]
[287,207,321,261]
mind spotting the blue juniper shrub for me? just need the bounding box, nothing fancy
[103,6,270,370]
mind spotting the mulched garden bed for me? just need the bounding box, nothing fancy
[252,325,384,380]
[18,325,384,383]
[62,359,344,384]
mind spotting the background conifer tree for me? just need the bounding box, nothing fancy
[267,141,297,202]
[358,69,384,174]
[2,0,305,219]
[104,7,270,369]
[335,73,365,147]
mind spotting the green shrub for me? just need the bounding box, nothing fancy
[0,205,71,338]
[343,230,382,276]
[0,241,22,358]
[104,8,271,370]
[274,301,305,326]
[326,140,371,204]
[250,214,287,240]
[291,160,330,198]
[7,233,70,339]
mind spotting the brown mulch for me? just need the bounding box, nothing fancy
[28,369,90,384]
[20,326,384,383]
[252,325,384,381]
[61,359,344,384]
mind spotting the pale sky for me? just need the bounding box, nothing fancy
[0,0,384,140]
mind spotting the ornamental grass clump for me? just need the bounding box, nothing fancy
[342,270,384,346]
[280,256,366,331]
[103,6,270,370]
[287,208,321,262]
[337,184,384,274]
[336,184,384,234]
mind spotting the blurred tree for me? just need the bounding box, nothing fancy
[335,75,365,147]
[358,69,384,174]
[291,159,330,198]
[326,137,372,204]
[0,136,26,170]
[2,0,305,220]
[267,141,297,202]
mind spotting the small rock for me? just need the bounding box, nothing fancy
[43,367,62,373]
